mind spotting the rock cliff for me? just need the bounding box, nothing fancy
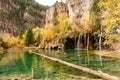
[67,0,93,27]
[0,0,48,35]
[46,1,68,25]
[0,0,94,36]
[46,0,93,27]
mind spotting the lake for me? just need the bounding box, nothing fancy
[0,49,120,79]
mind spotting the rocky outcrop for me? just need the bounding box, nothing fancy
[46,2,68,25]
[46,6,55,25]
[67,0,93,27]
[46,0,93,27]
[81,0,93,27]
[0,0,47,35]
[67,0,82,24]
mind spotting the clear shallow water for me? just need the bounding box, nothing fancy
[38,50,120,77]
[0,50,101,79]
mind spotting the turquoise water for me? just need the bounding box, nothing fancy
[0,50,100,79]
[38,50,120,77]
[0,49,120,79]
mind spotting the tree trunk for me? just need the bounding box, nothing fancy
[87,34,90,64]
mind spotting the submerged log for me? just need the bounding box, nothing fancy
[32,52,120,80]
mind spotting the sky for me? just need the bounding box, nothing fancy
[35,0,66,6]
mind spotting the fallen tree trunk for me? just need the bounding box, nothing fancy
[32,52,120,80]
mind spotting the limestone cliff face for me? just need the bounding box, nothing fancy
[46,0,93,27]
[67,0,82,23]
[67,0,93,27]
[46,2,68,25]
[0,0,47,35]
[46,6,55,25]
[81,0,93,27]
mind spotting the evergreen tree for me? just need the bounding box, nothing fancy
[18,29,24,39]
[25,28,34,46]
[0,36,2,48]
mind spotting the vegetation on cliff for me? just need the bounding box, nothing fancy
[0,0,48,35]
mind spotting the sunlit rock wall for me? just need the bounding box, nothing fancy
[67,0,93,27]
[46,6,55,25]
[46,2,68,25]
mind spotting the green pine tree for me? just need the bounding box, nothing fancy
[18,29,24,39]
[25,28,34,46]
